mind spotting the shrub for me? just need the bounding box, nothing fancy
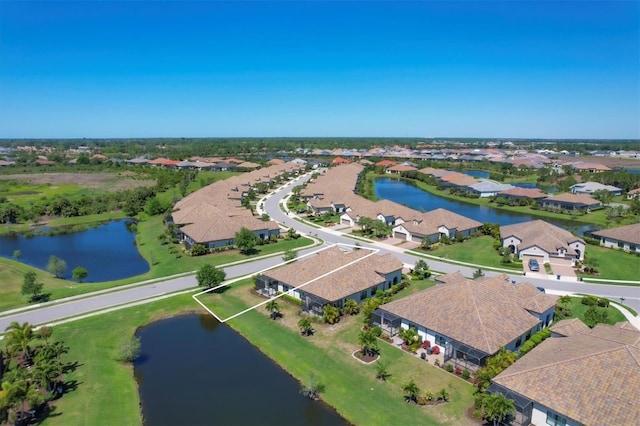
[582,295,598,306]
[371,326,382,337]
[190,244,209,256]
[455,366,462,375]
[445,364,454,373]
[462,369,471,380]
[597,297,610,308]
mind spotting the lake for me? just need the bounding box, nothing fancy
[374,177,598,234]
[134,314,348,426]
[0,220,149,282]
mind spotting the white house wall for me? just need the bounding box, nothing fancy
[519,246,550,264]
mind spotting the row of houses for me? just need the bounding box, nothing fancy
[254,244,638,425]
[168,162,306,249]
[301,163,484,243]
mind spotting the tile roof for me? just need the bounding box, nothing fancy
[543,192,601,206]
[498,187,547,199]
[492,323,640,425]
[591,223,640,246]
[379,273,555,354]
[500,220,584,256]
[397,208,482,236]
[549,318,591,336]
[261,247,403,302]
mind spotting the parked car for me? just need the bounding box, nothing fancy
[528,258,540,272]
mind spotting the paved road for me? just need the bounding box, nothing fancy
[1,172,638,331]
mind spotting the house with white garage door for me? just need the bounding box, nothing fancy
[392,208,482,244]
[500,220,585,265]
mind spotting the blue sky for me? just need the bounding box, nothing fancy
[0,1,638,139]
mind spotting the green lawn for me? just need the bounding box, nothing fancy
[562,296,626,325]
[579,245,640,282]
[415,236,523,272]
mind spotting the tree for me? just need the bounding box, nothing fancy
[118,336,141,363]
[584,306,608,328]
[265,299,281,320]
[476,392,516,426]
[358,329,379,357]
[235,227,257,254]
[374,360,390,381]
[282,249,297,262]
[413,259,431,279]
[46,255,67,278]
[297,317,314,336]
[322,304,341,324]
[402,379,420,403]
[4,322,34,361]
[473,268,484,279]
[72,266,88,282]
[196,264,226,289]
[21,272,44,302]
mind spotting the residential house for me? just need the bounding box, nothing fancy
[570,181,622,196]
[0,160,16,167]
[570,162,612,173]
[464,180,515,198]
[385,164,417,174]
[373,273,557,371]
[626,188,640,199]
[391,208,482,244]
[541,193,601,212]
[332,157,351,165]
[255,246,403,315]
[497,187,547,202]
[591,223,640,253]
[500,220,585,264]
[489,321,640,426]
[375,159,397,167]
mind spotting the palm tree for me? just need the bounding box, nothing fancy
[265,299,281,320]
[402,379,420,403]
[322,305,340,324]
[374,360,390,381]
[4,322,34,362]
[357,330,379,357]
[481,392,516,426]
[297,317,314,336]
[36,326,53,344]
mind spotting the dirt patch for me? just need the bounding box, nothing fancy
[0,173,155,191]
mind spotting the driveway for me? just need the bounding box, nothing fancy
[549,258,578,282]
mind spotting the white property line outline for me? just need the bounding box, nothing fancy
[192,243,380,323]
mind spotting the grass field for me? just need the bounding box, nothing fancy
[563,296,626,325]
[579,245,640,282]
[416,236,523,272]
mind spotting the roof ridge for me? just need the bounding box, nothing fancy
[465,280,493,353]
[497,343,632,379]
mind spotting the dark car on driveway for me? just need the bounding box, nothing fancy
[528,258,540,272]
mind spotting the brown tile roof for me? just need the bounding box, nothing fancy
[376,160,397,166]
[417,167,440,175]
[492,323,640,425]
[236,161,261,169]
[398,208,482,236]
[573,162,612,171]
[591,223,640,246]
[379,274,551,355]
[439,172,477,186]
[498,187,547,199]
[387,164,417,172]
[262,247,403,302]
[543,192,601,206]
[549,318,591,336]
[628,188,640,196]
[500,220,584,256]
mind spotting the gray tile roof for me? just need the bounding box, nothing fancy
[500,220,584,256]
[591,223,640,246]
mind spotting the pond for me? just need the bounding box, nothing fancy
[134,314,348,426]
[374,178,598,234]
[0,220,149,282]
